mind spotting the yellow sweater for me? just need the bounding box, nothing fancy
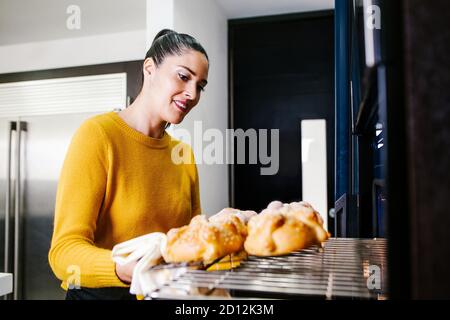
[48,111,201,289]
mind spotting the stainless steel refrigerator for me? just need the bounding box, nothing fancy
[1,113,103,299]
[0,72,126,299]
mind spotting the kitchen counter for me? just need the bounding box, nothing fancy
[0,273,13,296]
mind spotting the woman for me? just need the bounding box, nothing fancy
[48,29,209,300]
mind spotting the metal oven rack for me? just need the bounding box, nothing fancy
[145,238,387,300]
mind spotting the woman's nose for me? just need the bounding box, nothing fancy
[184,85,197,101]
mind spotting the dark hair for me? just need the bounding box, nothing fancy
[140,29,208,87]
[138,29,209,130]
[147,29,209,67]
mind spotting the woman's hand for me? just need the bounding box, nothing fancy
[115,260,138,284]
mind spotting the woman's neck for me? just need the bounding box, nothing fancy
[118,93,166,139]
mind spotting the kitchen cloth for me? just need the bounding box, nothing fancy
[111,232,167,297]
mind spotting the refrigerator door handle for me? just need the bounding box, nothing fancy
[4,122,16,275]
[13,121,26,300]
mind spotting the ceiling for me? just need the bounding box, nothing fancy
[0,0,146,45]
[216,0,334,19]
[0,0,334,46]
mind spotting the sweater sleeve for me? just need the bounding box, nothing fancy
[190,148,202,217]
[48,119,126,289]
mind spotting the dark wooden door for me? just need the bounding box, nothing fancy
[230,12,335,219]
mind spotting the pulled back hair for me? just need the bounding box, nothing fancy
[138,29,209,129]
[139,29,209,92]
[147,29,209,67]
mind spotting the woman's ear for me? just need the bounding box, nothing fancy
[143,57,156,77]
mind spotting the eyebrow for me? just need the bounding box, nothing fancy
[178,65,208,85]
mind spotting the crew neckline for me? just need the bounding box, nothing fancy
[107,111,171,148]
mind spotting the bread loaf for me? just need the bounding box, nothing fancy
[209,207,257,225]
[244,201,329,256]
[163,214,247,264]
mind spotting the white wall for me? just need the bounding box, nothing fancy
[172,0,229,216]
[147,0,229,216]
[146,0,174,50]
[0,0,147,74]
[301,120,328,230]
[0,30,145,74]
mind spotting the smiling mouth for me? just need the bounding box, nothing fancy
[174,100,188,113]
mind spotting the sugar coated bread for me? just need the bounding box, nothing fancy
[209,207,257,225]
[163,214,247,264]
[244,201,330,256]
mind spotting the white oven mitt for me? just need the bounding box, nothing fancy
[111,232,167,297]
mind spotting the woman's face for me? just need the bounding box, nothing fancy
[145,49,209,125]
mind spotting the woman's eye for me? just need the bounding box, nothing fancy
[178,73,188,81]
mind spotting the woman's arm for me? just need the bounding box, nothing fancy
[190,148,202,217]
[115,260,138,284]
[48,119,127,289]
